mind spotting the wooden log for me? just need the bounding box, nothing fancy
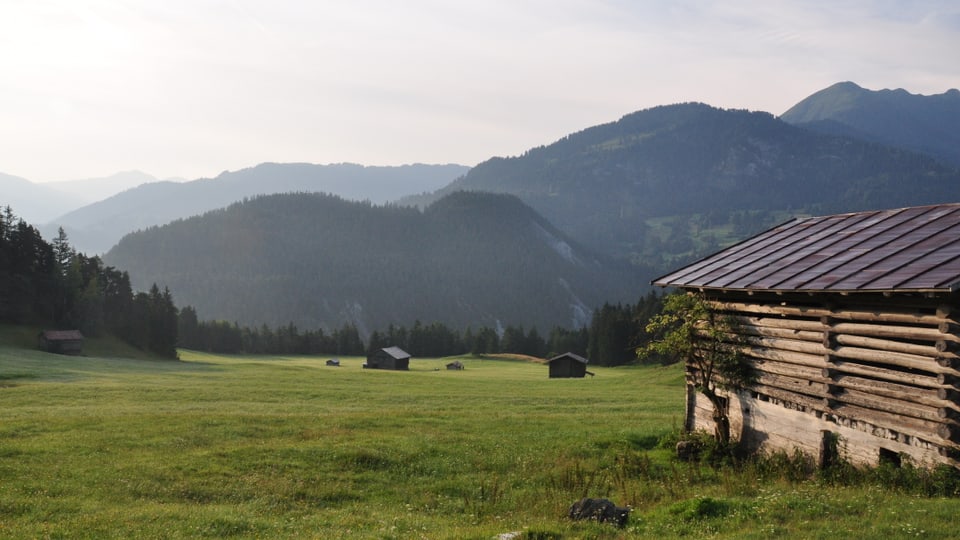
[737,345,826,369]
[939,387,958,401]
[831,387,946,423]
[829,402,949,443]
[938,373,960,386]
[829,359,942,389]
[938,408,960,422]
[738,324,823,343]
[713,300,947,326]
[831,345,947,375]
[737,316,826,333]
[831,373,946,408]
[755,358,824,382]
[741,334,827,356]
[938,423,960,443]
[938,340,960,354]
[756,372,827,397]
[937,357,957,369]
[832,333,943,359]
[831,322,959,343]
[752,383,827,412]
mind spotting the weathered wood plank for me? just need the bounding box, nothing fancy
[738,346,826,369]
[832,333,947,359]
[831,322,960,344]
[754,358,824,382]
[713,300,949,326]
[742,334,827,355]
[756,372,828,397]
[738,324,824,343]
[827,359,942,388]
[738,316,826,333]
[831,345,947,375]
[831,373,948,409]
[830,387,946,423]
[829,402,950,444]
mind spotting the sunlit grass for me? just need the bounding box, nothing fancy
[2,339,960,538]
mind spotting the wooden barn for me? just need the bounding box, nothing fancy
[38,330,84,355]
[654,203,960,468]
[547,352,590,378]
[365,346,411,370]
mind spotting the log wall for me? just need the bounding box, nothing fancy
[688,292,960,468]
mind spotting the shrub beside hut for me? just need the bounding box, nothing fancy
[653,203,960,468]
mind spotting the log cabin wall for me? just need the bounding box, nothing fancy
[688,290,960,468]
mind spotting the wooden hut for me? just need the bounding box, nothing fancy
[38,330,84,355]
[547,352,589,378]
[654,203,960,468]
[364,346,411,370]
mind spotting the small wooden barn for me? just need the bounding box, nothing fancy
[548,352,590,378]
[38,330,84,355]
[654,203,960,468]
[365,346,411,370]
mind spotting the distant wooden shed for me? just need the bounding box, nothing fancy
[446,360,465,370]
[38,330,84,356]
[654,203,960,468]
[365,346,411,370]
[547,352,589,378]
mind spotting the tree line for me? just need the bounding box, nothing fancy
[176,292,663,366]
[0,206,178,358]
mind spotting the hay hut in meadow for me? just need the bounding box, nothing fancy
[38,330,84,355]
[547,352,590,378]
[364,346,411,370]
[654,203,960,468]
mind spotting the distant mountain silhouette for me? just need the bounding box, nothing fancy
[781,81,960,167]
[0,172,84,224]
[44,170,160,205]
[46,162,469,254]
[103,191,639,334]
[404,102,960,269]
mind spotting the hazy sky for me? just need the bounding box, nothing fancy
[2,1,958,182]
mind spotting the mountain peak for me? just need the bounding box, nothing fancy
[781,82,960,167]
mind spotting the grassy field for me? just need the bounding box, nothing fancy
[2,337,960,538]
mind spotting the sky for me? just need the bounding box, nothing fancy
[1,0,959,183]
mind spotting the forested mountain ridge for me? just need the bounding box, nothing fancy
[404,102,960,270]
[781,81,960,168]
[103,191,639,335]
[46,162,469,255]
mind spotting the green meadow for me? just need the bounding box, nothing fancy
[3,336,960,539]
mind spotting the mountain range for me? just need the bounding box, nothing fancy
[405,102,960,268]
[42,162,469,254]
[103,191,637,335]
[6,81,960,335]
[781,81,960,168]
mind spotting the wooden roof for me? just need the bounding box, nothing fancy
[379,346,411,360]
[654,203,960,294]
[40,330,84,341]
[547,352,589,364]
